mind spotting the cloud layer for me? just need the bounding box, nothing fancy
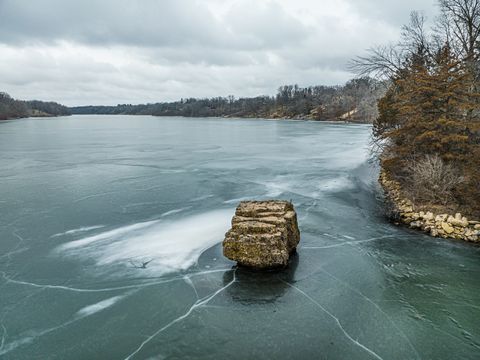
[0,0,437,105]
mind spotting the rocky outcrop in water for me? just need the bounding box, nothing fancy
[380,171,480,243]
[223,201,301,269]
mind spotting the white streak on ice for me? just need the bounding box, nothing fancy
[0,268,235,356]
[160,208,190,217]
[0,294,128,356]
[191,194,214,202]
[50,225,105,238]
[223,197,253,204]
[60,222,158,249]
[73,191,117,203]
[76,296,125,317]
[282,281,384,360]
[57,209,234,277]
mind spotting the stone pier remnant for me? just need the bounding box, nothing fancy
[223,201,301,269]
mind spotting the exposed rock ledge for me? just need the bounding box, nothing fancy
[380,170,479,243]
[223,201,300,269]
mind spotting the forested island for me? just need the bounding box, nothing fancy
[0,92,71,120]
[70,78,385,123]
[354,0,480,242]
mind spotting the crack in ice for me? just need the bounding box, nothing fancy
[0,292,132,356]
[281,280,384,360]
[73,191,117,204]
[2,268,231,293]
[0,269,233,357]
[319,268,421,360]
[0,231,27,265]
[124,269,237,360]
[0,324,6,352]
[302,235,404,250]
[184,276,199,299]
[381,299,480,311]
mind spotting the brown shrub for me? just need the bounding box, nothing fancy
[404,154,464,206]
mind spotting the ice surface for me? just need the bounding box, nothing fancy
[0,116,478,359]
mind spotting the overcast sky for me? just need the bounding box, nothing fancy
[0,0,437,106]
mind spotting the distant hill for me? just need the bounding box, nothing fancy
[0,92,71,120]
[70,78,387,123]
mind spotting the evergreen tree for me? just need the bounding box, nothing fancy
[376,44,480,214]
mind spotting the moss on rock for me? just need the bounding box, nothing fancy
[223,201,301,269]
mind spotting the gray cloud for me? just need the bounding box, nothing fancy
[349,0,436,25]
[0,0,224,46]
[0,0,308,49]
[0,0,438,105]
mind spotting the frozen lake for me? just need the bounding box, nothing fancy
[0,115,479,359]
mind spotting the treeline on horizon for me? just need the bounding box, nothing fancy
[70,78,386,123]
[0,92,71,120]
[353,0,480,217]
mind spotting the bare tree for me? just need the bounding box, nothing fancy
[401,12,432,54]
[349,12,433,79]
[437,0,480,60]
[348,44,405,79]
[352,3,480,78]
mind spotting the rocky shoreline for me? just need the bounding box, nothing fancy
[380,170,480,243]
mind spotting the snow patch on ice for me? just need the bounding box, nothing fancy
[57,209,234,277]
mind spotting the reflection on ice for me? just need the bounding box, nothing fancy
[223,253,299,304]
[57,210,234,277]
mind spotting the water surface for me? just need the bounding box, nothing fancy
[0,115,479,359]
